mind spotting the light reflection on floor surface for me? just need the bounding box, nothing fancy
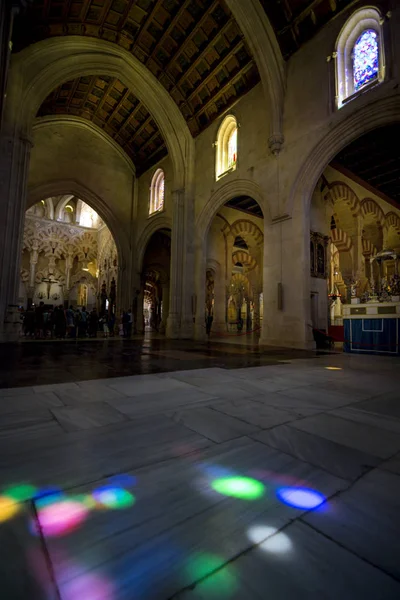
[0,353,400,598]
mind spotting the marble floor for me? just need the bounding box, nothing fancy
[0,336,328,388]
[0,353,399,598]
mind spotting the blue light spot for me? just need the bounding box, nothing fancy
[107,474,137,488]
[277,487,325,510]
[34,488,64,508]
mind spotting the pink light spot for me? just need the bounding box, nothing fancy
[37,500,89,537]
[61,573,115,600]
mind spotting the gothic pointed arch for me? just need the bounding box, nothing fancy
[6,37,194,189]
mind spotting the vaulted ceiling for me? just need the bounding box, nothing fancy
[334,125,400,206]
[38,75,166,174]
[14,0,260,173]
[13,0,361,173]
[260,0,356,59]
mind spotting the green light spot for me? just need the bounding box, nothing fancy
[4,484,37,502]
[211,477,265,500]
[187,554,236,596]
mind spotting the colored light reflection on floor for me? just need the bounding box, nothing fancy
[212,477,265,500]
[61,572,115,600]
[107,474,137,488]
[92,486,135,509]
[277,487,325,510]
[187,554,236,595]
[325,367,342,371]
[0,496,20,522]
[4,484,37,502]
[36,499,89,537]
[248,526,293,554]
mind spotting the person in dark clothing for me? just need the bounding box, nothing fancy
[24,308,35,337]
[54,305,66,338]
[89,308,99,338]
[122,310,129,338]
[35,301,45,338]
[77,307,88,337]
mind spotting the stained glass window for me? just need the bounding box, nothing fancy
[353,29,379,91]
[228,128,237,168]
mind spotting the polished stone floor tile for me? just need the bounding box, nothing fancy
[108,376,196,397]
[54,385,126,405]
[330,406,400,434]
[212,398,298,429]
[0,416,213,489]
[0,508,58,600]
[252,424,379,481]
[275,385,351,409]
[33,382,80,394]
[303,469,400,580]
[177,521,400,599]
[51,402,128,432]
[354,393,400,419]
[166,406,259,442]
[107,387,217,418]
[248,392,324,418]
[289,413,400,458]
[380,455,400,475]
[0,392,63,413]
[39,438,346,600]
[186,380,262,400]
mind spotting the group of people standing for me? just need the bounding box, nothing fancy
[22,302,118,339]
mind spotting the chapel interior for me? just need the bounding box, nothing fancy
[0,1,400,599]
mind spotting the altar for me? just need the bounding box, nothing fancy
[343,301,400,355]
[343,249,400,355]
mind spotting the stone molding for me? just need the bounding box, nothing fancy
[197,178,270,242]
[288,94,400,216]
[226,0,286,140]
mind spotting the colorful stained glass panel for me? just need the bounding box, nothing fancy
[353,29,379,91]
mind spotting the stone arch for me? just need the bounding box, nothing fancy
[27,180,127,271]
[384,212,400,234]
[361,198,385,224]
[6,37,194,189]
[325,182,360,216]
[230,220,264,247]
[289,95,400,216]
[232,250,257,271]
[362,238,377,257]
[226,0,285,141]
[197,178,268,242]
[54,195,75,222]
[331,228,352,253]
[136,215,172,273]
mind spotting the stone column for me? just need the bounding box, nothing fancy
[159,281,170,334]
[166,189,185,338]
[253,288,261,330]
[194,237,207,341]
[0,1,20,129]
[29,243,38,289]
[259,209,315,350]
[0,131,32,335]
[212,275,226,332]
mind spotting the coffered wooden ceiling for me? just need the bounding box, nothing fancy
[260,0,357,59]
[38,75,166,173]
[14,0,260,174]
[334,125,400,206]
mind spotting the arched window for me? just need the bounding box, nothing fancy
[149,169,165,215]
[335,8,385,109]
[216,115,238,180]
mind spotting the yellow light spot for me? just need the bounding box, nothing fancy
[0,496,20,522]
[325,367,342,371]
